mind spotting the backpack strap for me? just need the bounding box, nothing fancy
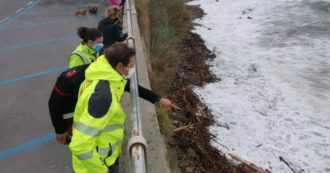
[72,50,89,64]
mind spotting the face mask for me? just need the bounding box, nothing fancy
[122,66,136,79]
[93,43,104,52]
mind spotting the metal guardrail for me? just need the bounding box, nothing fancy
[124,0,148,173]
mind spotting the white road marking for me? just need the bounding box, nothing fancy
[27,1,33,6]
[0,17,10,24]
[15,8,24,14]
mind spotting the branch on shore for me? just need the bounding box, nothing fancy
[229,153,268,173]
[174,124,195,133]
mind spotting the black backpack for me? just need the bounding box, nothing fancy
[55,64,90,96]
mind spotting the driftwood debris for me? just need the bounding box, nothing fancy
[168,5,259,172]
[229,154,268,173]
[174,124,195,133]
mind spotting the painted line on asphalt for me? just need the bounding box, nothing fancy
[34,2,85,15]
[0,66,67,86]
[15,8,24,14]
[29,0,105,16]
[0,0,105,29]
[0,17,10,24]
[4,18,78,30]
[0,35,76,53]
[0,133,55,160]
[0,0,41,31]
[4,15,102,31]
[27,1,33,6]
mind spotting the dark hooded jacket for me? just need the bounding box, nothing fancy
[98,17,128,49]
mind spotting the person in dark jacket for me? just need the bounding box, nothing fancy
[48,64,89,144]
[48,47,179,145]
[98,6,128,50]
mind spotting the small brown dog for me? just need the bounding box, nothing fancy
[75,8,87,16]
[88,6,98,15]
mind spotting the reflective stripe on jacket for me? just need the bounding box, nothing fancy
[68,42,97,68]
[69,55,127,173]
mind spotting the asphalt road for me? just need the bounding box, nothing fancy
[0,0,31,20]
[0,0,107,172]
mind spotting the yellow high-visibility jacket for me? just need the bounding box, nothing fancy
[69,55,127,173]
[68,42,98,68]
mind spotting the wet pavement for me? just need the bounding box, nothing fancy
[0,0,106,172]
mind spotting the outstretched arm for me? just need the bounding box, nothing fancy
[124,80,180,110]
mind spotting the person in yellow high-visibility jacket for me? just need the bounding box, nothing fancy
[69,43,138,173]
[68,26,103,68]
